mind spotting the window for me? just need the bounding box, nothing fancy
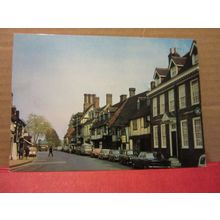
[140,118,144,128]
[153,97,158,117]
[161,124,166,148]
[97,128,101,135]
[192,54,199,65]
[180,120,189,148]
[168,89,175,112]
[193,117,203,149]
[179,84,186,109]
[132,119,137,130]
[155,77,161,87]
[170,66,177,78]
[191,79,199,105]
[160,94,165,114]
[144,117,148,128]
[153,126,158,148]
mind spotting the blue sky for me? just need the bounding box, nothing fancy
[12,34,193,139]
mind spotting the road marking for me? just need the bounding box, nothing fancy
[33,161,66,165]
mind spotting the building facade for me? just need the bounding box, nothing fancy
[128,95,151,153]
[148,41,205,167]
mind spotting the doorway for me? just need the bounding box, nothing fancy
[171,131,177,157]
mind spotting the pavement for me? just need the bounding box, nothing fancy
[9,158,34,168]
[11,151,130,172]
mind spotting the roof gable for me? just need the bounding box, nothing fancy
[110,91,148,127]
[153,68,169,79]
[189,41,198,56]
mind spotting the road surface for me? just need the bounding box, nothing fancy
[11,151,130,172]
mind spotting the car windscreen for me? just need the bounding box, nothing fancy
[138,152,155,160]
[127,150,133,155]
[112,150,119,155]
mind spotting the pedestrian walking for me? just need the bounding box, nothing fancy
[48,145,53,157]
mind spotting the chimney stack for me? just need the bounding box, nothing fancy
[106,93,112,106]
[92,94,96,105]
[168,48,179,62]
[129,88,136,97]
[151,81,155,90]
[95,97,100,108]
[120,94,127,102]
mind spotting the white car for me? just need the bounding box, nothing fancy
[198,154,206,167]
[57,146,62,151]
[63,146,70,152]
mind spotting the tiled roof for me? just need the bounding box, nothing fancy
[130,99,150,120]
[171,56,188,66]
[155,68,169,77]
[91,100,126,129]
[110,91,148,127]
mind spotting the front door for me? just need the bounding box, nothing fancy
[171,131,177,157]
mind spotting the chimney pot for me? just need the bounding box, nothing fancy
[95,97,100,108]
[106,93,112,106]
[129,88,136,97]
[120,94,127,102]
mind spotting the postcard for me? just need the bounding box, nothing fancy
[10,34,205,171]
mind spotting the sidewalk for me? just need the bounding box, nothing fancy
[9,158,34,168]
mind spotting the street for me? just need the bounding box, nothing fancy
[11,151,130,172]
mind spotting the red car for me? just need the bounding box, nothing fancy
[90,148,101,158]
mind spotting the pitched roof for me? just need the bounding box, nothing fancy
[155,68,169,77]
[130,99,150,120]
[110,91,148,127]
[91,101,125,129]
[171,56,188,66]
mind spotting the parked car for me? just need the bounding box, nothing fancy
[119,150,136,165]
[108,150,120,161]
[168,157,182,168]
[198,154,206,167]
[75,145,81,154]
[63,145,70,153]
[68,144,76,153]
[80,143,93,155]
[90,148,101,158]
[29,146,37,157]
[132,151,170,169]
[57,146,62,151]
[98,149,110,160]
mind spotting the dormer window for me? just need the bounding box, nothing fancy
[192,54,199,65]
[170,65,178,78]
[155,76,161,86]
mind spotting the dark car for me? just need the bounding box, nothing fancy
[75,145,82,155]
[132,151,170,169]
[108,150,120,162]
[98,149,110,160]
[119,150,136,165]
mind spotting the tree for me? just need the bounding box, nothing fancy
[45,128,60,147]
[26,114,52,146]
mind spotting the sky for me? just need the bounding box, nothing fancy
[12,34,193,139]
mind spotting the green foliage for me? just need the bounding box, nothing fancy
[45,128,60,147]
[26,114,52,145]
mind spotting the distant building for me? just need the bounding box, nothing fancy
[108,89,150,151]
[128,95,151,153]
